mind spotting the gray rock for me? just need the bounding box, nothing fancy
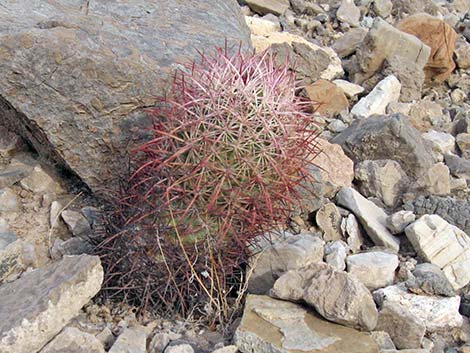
[0,231,16,251]
[332,114,434,178]
[337,0,361,27]
[109,327,147,353]
[369,331,396,350]
[149,333,171,353]
[0,0,251,193]
[95,327,115,351]
[0,188,20,212]
[19,165,64,194]
[248,232,324,294]
[386,211,416,235]
[315,203,343,241]
[61,210,92,239]
[457,134,470,159]
[164,344,194,353]
[341,214,364,253]
[0,126,22,158]
[234,295,380,353]
[0,239,36,284]
[41,327,105,353]
[346,251,399,290]
[372,0,393,17]
[271,262,378,331]
[406,263,455,297]
[332,28,368,58]
[445,153,470,179]
[324,240,348,271]
[0,255,103,353]
[0,161,32,189]
[245,0,289,15]
[50,238,94,260]
[336,187,400,252]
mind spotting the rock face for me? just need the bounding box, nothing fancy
[0,0,252,192]
[271,262,378,331]
[346,252,399,290]
[332,114,434,178]
[0,255,103,353]
[234,295,380,353]
[405,215,470,291]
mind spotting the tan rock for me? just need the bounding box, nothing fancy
[415,162,451,196]
[316,203,343,241]
[457,133,470,159]
[41,327,105,353]
[245,0,289,16]
[244,16,280,36]
[305,80,349,117]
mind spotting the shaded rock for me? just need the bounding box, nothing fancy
[369,331,396,350]
[234,295,380,353]
[331,114,434,178]
[346,251,399,290]
[374,284,462,333]
[0,239,35,284]
[455,39,470,69]
[61,210,92,239]
[351,75,401,119]
[405,215,470,291]
[408,100,449,133]
[0,0,251,193]
[333,79,364,98]
[305,80,349,117]
[355,160,409,208]
[316,203,343,242]
[341,214,364,253]
[19,165,64,195]
[445,153,470,179]
[397,13,457,82]
[372,0,393,18]
[0,231,16,251]
[0,255,103,353]
[0,127,22,158]
[245,0,289,16]
[386,211,416,235]
[248,232,324,294]
[457,133,470,159]
[0,161,32,189]
[50,238,94,260]
[96,327,115,351]
[271,262,379,331]
[406,263,455,297]
[109,327,147,353]
[41,327,105,353]
[336,187,399,252]
[149,333,170,353]
[375,302,425,350]
[337,0,361,27]
[414,162,451,196]
[332,28,368,58]
[422,131,455,155]
[324,240,348,271]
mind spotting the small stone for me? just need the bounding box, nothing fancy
[327,119,347,133]
[386,211,416,235]
[211,346,238,353]
[451,88,467,104]
[370,331,396,350]
[445,153,470,179]
[41,327,105,353]
[95,327,115,351]
[164,344,195,353]
[245,16,280,36]
[455,39,470,69]
[315,203,343,241]
[0,161,32,189]
[337,0,361,27]
[422,131,456,155]
[50,238,94,260]
[351,75,401,119]
[415,162,451,196]
[406,263,455,297]
[62,210,92,239]
[346,251,399,290]
[457,133,470,159]
[386,102,412,116]
[372,0,392,17]
[149,333,171,353]
[408,100,449,133]
[341,214,364,253]
[324,240,348,271]
[0,127,21,158]
[305,79,349,117]
[332,28,368,58]
[245,0,289,16]
[109,327,147,353]
[0,188,19,212]
[450,177,467,191]
[333,79,364,98]
[20,165,64,194]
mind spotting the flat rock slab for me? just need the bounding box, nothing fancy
[0,255,103,353]
[235,295,379,353]
[0,0,251,192]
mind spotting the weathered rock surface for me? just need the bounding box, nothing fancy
[333,79,364,98]
[324,241,348,271]
[332,114,434,178]
[316,203,343,241]
[234,295,380,353]
[332,28,368,58]
[457,133,470,159]
[445,153,470,179]
[245,0,289,16]
[414,162,451,196]
[271,262,378,331]
[405,215,470,291]
[406,263,455,297]
[0,255,103,353]
[0,0,252,192]
[346,251,399,290]
[305,80,349,117]
[40,327,105,353]
[341,214,364,253]
[408,100,450,133]
[336,0,361,27]
[386,211,416,235]
[336,187,399,252]
[109,327,147,353]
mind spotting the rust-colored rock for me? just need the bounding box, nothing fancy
[397,13,457,82]
[305,80,349,117]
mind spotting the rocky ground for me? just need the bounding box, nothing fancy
[1,0,470,352]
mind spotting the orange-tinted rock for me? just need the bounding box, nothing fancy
[397,13,457,82]
[305,80,349,117]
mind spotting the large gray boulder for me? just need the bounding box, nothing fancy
[0,0,252,192]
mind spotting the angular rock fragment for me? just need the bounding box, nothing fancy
[386,211,416,235]
[245,0,289,16]
[315,203,343,241]
[41,327,105,353]
[109,327,147,353]
[324,240,348,271]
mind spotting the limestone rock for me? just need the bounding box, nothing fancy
[245,0,289,16]
[373,284,462,333]
[405,215,470,291]
[397,13,457,82]
[333,80,364,98]
[457,133,470,159]
[245,16,281,36]
[422,131,456,155]
[414,162,451,196]
[271,262,379,331]
[305,80,349,117]
[316,203,343,242]
[341,214,364,253]
[346,251,399,290]
[248,232,324,294]
[332,114,434,178]
[324,240,348,271]
[386,211,416,235]
[0,0,251,193]
[41,327,105,353]
[351,75,401,119]
[337,0,361,27]
[336,187,399,252]
[109,327,147,353]
[234,295,380,353]
[0,255,103,353]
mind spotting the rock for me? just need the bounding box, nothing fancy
[332,28,368,58]
[414,162,451,196]
[109,327,147,353]
[422,131,456,155]
[305,80,349,117]
[19,165,64,194]
[252,32,343,81]
[149,333,170,353]
[248,232,324,294]
[41,327,105,353]
[0,161,32,189]
[351,75,401,119]
[0,239,35,284]
[164,344,194,353]
[404,195,470,235]
[341,214,364,253]
[397,13,457,82]
[336,187,400,252]
[355,160,409,208]
[370,331,396,350]
[0,231,16,251]
[0,188,20,212]
[96,327,115,351]
[382,55,425,102]
[445,153,470,179]
[408,100,449,133]
[0,127,22,158]
[455,39,470,69]
[333,79,364,98]
[331,114,434,178]
[212,346,238,353]
[316,203,343,241]
[245,0,289,16]
[406,263,455,297]
[457,134,470,159]
[351,18,430,84]
[0,0,251,193]
[451,88,467,104]
[375,302,425,350]
[245,16,281,36]
[0,255,103,353]
[327,120,347,133]
[324,240,348,271]
[271,262,379,331]
[61,210,92,239]
[337,0,361,27]
[386,211,416,235]
[450,177,467,192]
[391,0,439,19]
[405,215,470,291]
[346,251,399,290]
[234,295,380,353]
[50,238,94,260]
[373,284,462,333]
[372,0,393,18]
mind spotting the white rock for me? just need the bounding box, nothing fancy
[415,162,451,196]
[164,344,195,353]
[405,215,470,291]
[324,240,348,271]
[422,130,455,155]
[109,327,147,353]
[341,214,364,253]
[351,75,401,119]
[245,16,280,36]
[211,346,238,353]
[337,0,361,27]
[336,187,400,252]
[346,251,399,290]
[373,284,463,332]
[333,79,364,98]
[386,211,416,235]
